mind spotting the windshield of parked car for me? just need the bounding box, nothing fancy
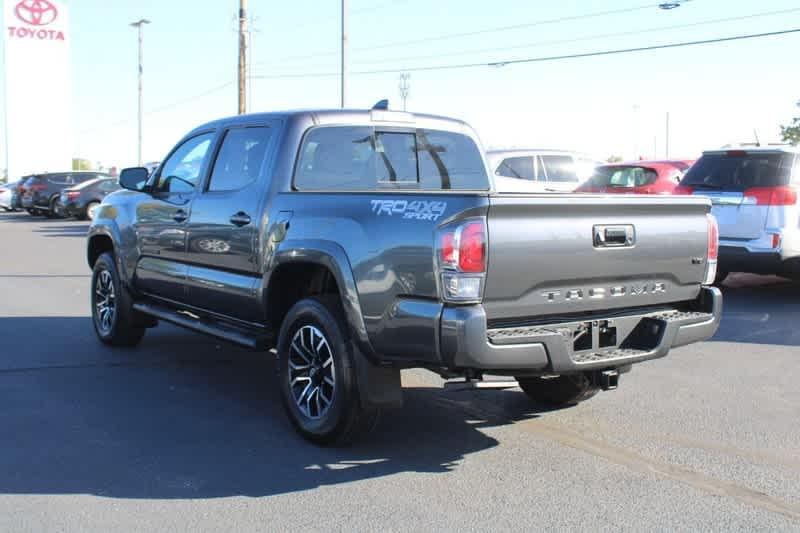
[680,152,794,190]
[587,166,658,188]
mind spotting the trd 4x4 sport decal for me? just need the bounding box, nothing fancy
[370,199,447,221]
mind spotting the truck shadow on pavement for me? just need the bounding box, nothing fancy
[713,276,800,347]
[34,223,91,238]
[0,317,547,500]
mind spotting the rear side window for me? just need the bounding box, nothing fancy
[496,156,534,181]
[294,126,489,191]
[681,152,795,190]
[208,126,273,192]
[541,155,578,183]
[47,174,70,185]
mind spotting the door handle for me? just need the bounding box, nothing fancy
[173,209,188,223]
[230,212,251,227]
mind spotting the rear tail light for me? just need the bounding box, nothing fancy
[65,191,80,200]
[743,186,797,206]
[673,185,694,195]
[703,214,719,285]
[436,218,487,302]
[29,183,46,192]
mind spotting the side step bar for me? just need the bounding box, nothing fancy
[133,301,272,350]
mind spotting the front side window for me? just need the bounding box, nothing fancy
[156,133,215,193]
[541,155,579,183]
[294,126,489,191]
[208,127,272,192]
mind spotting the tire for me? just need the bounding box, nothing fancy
[516,374,600,407]
[26,208,37,216]
[46,197,61,219]
[84,201,101,221]
[277,296,379,446]
[91,252,146,347]
[714,269,729,286]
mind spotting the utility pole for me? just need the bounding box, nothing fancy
[341,0,348,108]
[130,19,150,166]
[398,73,410,111]
[238,0,248,114]
[665,111,670,158]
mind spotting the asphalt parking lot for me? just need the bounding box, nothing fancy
[1,210,799,531]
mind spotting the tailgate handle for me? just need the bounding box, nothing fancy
[594,225,635,248]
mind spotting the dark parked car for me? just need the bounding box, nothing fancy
[21,172,111,217]
[57,177,120,220]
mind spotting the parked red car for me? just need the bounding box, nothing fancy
[575,160,692,194]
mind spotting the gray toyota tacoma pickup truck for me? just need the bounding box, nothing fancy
[87,106,722,444]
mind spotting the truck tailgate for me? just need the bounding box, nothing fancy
[484,194,712,321]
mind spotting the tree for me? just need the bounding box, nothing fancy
[72,158,92,171]
[781,101,800,146]
[607,155,623,163]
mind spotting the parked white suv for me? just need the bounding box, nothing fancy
[486,149,600,193]
[676,146,800,282]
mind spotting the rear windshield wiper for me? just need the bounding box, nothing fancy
[687,183,724,190]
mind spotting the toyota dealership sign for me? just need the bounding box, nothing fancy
[8,0,65,40]
[2,0,72,179]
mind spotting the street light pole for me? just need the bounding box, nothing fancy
[130,19,150,167]
[238,0,248,114]
[341,0,348,108]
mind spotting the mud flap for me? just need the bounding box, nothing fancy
[353,343,403,409]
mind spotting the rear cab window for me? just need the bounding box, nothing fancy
[681,151,795,191]
[294,126,489,191]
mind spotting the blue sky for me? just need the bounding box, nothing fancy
[2,0,800,170]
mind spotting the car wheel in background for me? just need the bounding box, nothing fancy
[91,252,146,347]
[277,296,379,446]
[516,374,599,407]
[85,201,101,221]
[46,197,61,219]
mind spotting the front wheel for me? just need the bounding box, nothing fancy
[516,374,599,407]
[277,297,379,446]
[91,252,145,347]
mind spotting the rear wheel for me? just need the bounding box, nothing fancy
[277,297,379,446]
[84,201,101,221]
[46,197,61,219]
[516,374,599,407]
[91,252,145,347]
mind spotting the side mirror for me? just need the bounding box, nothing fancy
[119,167,150,192]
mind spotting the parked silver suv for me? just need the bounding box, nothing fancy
[676,146,800,282]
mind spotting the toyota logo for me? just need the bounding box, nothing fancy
[14,0,58,26]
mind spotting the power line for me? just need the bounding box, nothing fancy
[339,7,800,68]
[250,2,661,68]
[78,81,234,135]
[250,28,800,80]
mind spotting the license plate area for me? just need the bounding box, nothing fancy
[572,320,619,353]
